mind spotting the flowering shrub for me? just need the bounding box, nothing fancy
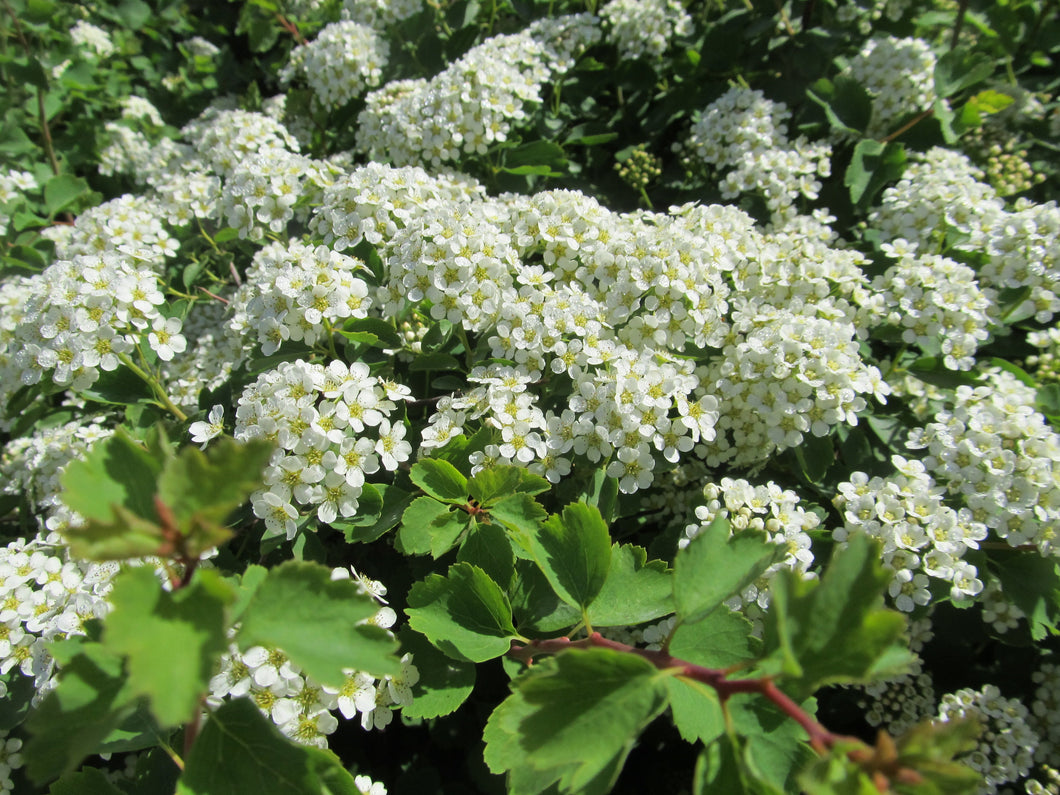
[1,0,1060,794]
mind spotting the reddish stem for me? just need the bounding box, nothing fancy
[508,632,849,754]
[276,14,306,45]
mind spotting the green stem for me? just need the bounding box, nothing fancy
[118,352,189,422]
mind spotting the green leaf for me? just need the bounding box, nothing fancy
[25,639,137,785]
[104,567,231,728]
[237,561,399,682]
[430,511,472,558]
[693,735,764,795]
[666,677,725,746]
[396,496,454,555]
[490,491,549,549]
[1038,383,1060,418]
[760,534,911,699]
[793,432,835,485]
[177,699,361,794]
[457,520,516,587]
[408,352,461,372]
[340,317,403,348]
[587,543,672,627]
[505,140,567,169]
[895,716,983,794]
[397,629,476,720]
[673,516,784,625]
[8,57,48,91]
[806,77,872,135]
[798,748,881,795]
[44,174,91,216]
[669,607,758,668]
[845,140,906,208]
[337,483,412,543]
[729,695,816,793]
[49,767,126,795]
[410,458,469,503]
[469,465,549,506]
[967,88,1014,116]
[61,431,161,525]
[23,0,58,23]
[934,48,993,97]
[993,552,1060,640]
[483,648,668,794]
[525,503,612,612]
[405,562,519,662]
[158,438,273,528]
[509,559,582,634]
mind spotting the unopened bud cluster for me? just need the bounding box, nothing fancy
[615,145,662,193]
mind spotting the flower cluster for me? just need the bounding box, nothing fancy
[980,199,1060,324]
[0,417,113,532]
[70,20,115,58]
[355,15,600,167]
[833,455,987,612]
[680,86,832,220]
[0,169,38,236]
[309,162,484,254]
[281,21,389,108]
[340,0,422,29]
[859,246,997,371]
[869,147,1006,253]
[599,0,692,61]
[42,193,179,264]
[226,240,373,355]
[906,369,1060,557]
[0,732,22,795]
[699,298,885,467]
[1032,662,1060,768]
[234,360,412,536]
[0,535,115,700]
[208,567,416,752]
[937,684,1039,793]
[0,252,185,411]
[843,36,939,138]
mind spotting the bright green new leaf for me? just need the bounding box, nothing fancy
[483,648,668,794]
[760,534,911,699]
[410,458,469,503]
[405,563,519,662]
[586,543,672,627]
[668,606,759,668]
[156,437,273,532]
[968,89,1015,115]
[397,630,476,720]
[798,748,881,795]
[177,699,361,795]
[526,502,611,612]
[893,716,983,794]
[25,639,138,785]
[673,516,784,625]
[104,567,232,728]
[237,561,399,682]
[61,503,169,562]
[61,431,161,525]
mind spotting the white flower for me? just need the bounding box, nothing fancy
[147,316,187,361]
[189,405,225,449]
[375,419,411,471]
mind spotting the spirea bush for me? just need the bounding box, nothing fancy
[0,1,1059,794]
